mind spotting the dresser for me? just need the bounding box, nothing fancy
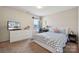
[10,30,32,43]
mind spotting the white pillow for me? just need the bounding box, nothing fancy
[48,27,55,32]
[58,27,69,35]
[48,27,68,35]
[59,28,66,34]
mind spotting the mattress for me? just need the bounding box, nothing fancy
[32,32,68,53]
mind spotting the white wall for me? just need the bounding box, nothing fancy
[42,8,78,34]
[0,7,78,42]
[0,7,34,42]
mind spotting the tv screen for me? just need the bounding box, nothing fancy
[7,21,21,30]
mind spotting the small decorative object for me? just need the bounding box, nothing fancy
[68,28,74,35]
[24,26,30,30]
[46,25,49,28]
[32,17,34,19]
[70,31,74,35]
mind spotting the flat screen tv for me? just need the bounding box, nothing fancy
[7,21,21,30]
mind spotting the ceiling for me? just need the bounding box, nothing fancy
[9,6,76,16]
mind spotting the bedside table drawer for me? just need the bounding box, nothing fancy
[68,34,77,43]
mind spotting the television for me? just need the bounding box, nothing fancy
[7,21,21,30]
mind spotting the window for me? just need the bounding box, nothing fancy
[33,19,41,32]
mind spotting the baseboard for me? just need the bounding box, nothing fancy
[10,39,30,43]
[0,40,10,43]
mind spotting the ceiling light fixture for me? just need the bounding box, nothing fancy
[36,6,43,9]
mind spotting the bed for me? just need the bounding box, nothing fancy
[33,27,68,53]
[32,28,68,53]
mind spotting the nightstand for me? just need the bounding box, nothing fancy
[68,34,78,43]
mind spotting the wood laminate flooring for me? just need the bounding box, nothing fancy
[0,39,78,53]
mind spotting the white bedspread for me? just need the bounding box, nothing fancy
[32,32,68,53]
